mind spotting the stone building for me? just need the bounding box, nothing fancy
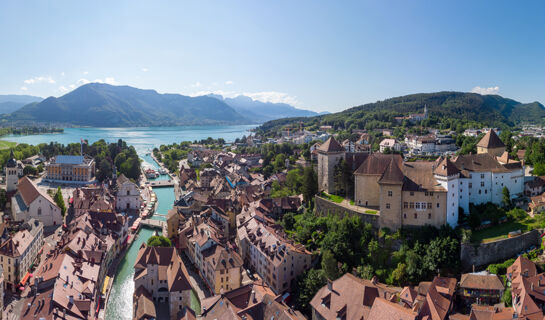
[45,155,95,184]
[115,174,141,211]
[4,150,23,192]
[317,137,347,194]
[476,129,505,157]
[201,244,244,294]
[0,219,43,292]
[11,176,63,227]
[134,244,193,320]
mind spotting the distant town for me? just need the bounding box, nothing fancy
[0,105,545,320]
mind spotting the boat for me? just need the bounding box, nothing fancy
[145,168,158,179]
[158,168,167,175]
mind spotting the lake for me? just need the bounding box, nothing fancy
[2,125,256,154]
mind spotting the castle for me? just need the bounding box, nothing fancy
[317,130,524,229]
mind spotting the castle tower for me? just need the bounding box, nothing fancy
[476,129,505,157]
[5,150,20,192]
[317,137,345,194]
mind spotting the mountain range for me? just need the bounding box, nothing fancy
[0,94,42,114]
[2,84,321,127]
[257,91,545,134]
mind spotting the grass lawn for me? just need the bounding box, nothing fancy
[365,210,378,215]
[191,289,201,315]
[320,192,344,203]
[471,221,528,243]
[0,140,16,150]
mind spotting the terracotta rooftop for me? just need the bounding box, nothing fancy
[459,273,504,291]
[367,297,417,320]
[317,137,344,153]
[477,130,505,149]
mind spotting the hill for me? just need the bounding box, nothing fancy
[4,84,250,127]
[256,91,545,135]
[0,94,42,114]
[209,94,323,122]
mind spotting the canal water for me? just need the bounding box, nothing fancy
[104,155,196,319]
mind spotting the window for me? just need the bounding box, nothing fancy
[414,213,417,219]
[480,182,485,187]
[410,202,414,208]
[469,183,472,189]
[415,202,421,209]
[481,173,485,179]
[485,189,487,194]
[410,192,414,196]
[388,191,393,197]
[427,203,432,209]
[479,190,482,194]
[429,192,434,196]
[386,203,390,209]
[428,213,431,219]
[37,208,42,215]
[425,192,429,196]
[437,203,440,208]
[404,202,408,208]
[403,213,407,219]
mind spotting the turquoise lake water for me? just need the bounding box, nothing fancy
[2,125,256,154]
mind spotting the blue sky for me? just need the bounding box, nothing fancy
[1,1,544,112]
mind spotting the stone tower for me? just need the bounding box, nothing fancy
[476,129,505,157]
[5,150,20,192]
[317,137,345,194]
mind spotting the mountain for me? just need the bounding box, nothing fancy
[256,91,545,135]
[210,94,324,122]
[5,84,250,127]
[0,94,42,114]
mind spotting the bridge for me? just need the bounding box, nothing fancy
[140,219,167,230]
[148,180,176,187]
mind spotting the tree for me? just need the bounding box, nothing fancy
[302,167,318,205]
[54,186,66,217]
[502,187,511,209]
[0,189,6,210]
[294,269,326,315]
[391,263,408,285]
[23,165,38,176]
[321,249,339,280]
[147,235,172,247]
[502,287,512,307]
[96,159,112,181]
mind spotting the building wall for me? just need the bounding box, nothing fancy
[317,151,344,194]
[378,184,402,230]
[314,196,379,228]
[477,146,505,157]
[13,195,63,227]
[5,167,21,193]
[401,190,447,227]
[460,229,540,270]
[116,182,140,211]
[354,175,381,207]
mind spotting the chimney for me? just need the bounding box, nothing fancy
[250,290,256,304]
[327,279,333,291]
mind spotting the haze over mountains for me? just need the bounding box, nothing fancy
[2,83,322,127]
[0,94,42,114]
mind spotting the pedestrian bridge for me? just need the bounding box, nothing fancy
[140,219,166,230]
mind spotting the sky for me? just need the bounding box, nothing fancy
[1,1,545,113]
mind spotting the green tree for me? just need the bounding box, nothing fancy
[96,159,112,181]
[302,167,318,205]
[391,263,408,285]
[294,269,327,315]
[0,189,6,210]
[147,235,172,247]
[502,187,511,209]
[23,165,38,176]
[321,249,339,280]
[54,186,66,217]
[502,287,512,307]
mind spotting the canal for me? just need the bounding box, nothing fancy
[104,154,199,319]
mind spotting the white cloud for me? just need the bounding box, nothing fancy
[58,86,69,93]
[97,77,118,85]
[225,80,234,85]
[190,81,202,88]
[23,76,56,85]
[78,78,91,85]
[20,86,28,91]
[83,71,89,75]
[471,86,499,95]
[141,68,149,72]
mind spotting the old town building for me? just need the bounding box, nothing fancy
[11,176,63,227]
[45,155,95,183]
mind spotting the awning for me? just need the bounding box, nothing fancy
[102,276,110,294]
[19,272,31,286]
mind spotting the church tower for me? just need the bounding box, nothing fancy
[476,129,505,157]
[317,137,345,194]
[5,150,20,192]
